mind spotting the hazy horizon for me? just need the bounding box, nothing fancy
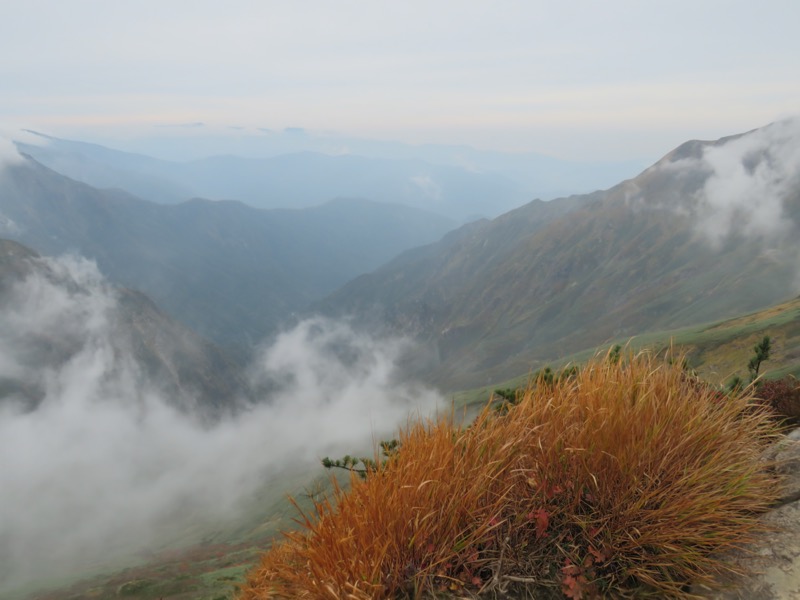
[2,1,798,163]
[2,2,800,595]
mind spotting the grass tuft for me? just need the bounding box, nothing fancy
[239,352,782,599]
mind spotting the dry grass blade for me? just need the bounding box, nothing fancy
[239,352,781,599]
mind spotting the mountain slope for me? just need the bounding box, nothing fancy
[0,157,456,349]
[318,120,800,389]
[0,239,245,413]
[621,294,800,386]
[459,294,800,407]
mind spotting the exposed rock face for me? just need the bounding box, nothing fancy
[695,429,800,599]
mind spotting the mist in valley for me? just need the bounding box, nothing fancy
[1,2,798,597]
[0,254,442,594]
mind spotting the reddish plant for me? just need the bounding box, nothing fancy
[756,377,800,426]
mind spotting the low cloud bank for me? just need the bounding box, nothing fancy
[697,118,800,245]
[660,117,800,247]
[0,256,440,593]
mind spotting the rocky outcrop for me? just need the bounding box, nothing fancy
[695,429,800,599]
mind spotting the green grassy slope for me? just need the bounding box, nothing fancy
[456,294,800,407]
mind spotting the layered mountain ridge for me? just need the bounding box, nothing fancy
[16,134,531,220]
[0,157,456,351]
[4,121,799,393]
[317,120,800,388]
[16,130,643,221]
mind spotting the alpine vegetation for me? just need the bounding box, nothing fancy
[241,352,781,598]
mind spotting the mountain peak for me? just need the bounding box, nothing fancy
[317,122,800,389]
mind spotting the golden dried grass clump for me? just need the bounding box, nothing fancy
[240,352,781,599]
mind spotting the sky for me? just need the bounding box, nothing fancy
[1,0,799,161]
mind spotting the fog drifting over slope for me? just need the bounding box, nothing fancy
[697,118,800,245]
[0,127,45,165]
[658,117,800,245]
[0,255,441,593]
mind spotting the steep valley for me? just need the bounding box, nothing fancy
[318,120,800,390]
[3,119,800,599]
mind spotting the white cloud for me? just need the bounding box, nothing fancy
[0,138,19,165]
[692,118,800,246]
[0,256,440,594]
[411,175,443,203]
[0,127,48,167]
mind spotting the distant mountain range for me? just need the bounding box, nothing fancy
[0,157,456,351]
[16,133,534,221]
[317,120,800,389]
[16,129,644,221]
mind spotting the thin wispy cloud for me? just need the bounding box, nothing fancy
[0,127,47,166]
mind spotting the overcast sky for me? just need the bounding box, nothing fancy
[2,0,798,161]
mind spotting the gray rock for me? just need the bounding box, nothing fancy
[694,429,800,599]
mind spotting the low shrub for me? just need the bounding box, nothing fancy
[756,376,800,427]
[240,353,781,599]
